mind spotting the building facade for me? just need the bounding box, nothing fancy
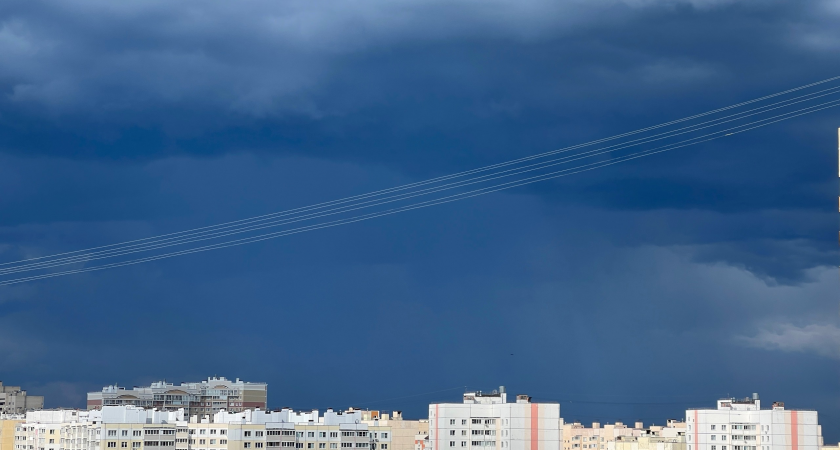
[1,415,26,450]
[686,395,821,450]
[0,383,44,415]
[565,419,686,450]
[428,388,561,450]
[87,378,267,416]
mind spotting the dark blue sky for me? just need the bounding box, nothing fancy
[1,0,839,440]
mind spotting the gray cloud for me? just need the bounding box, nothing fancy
[738,323,840,359]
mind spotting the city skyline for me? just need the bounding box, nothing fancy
[1,0,837,445]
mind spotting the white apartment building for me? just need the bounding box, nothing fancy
[428,387,561,450]
[14,406,185,450]
[88,378,267,416]
[200,407,395,450]
[686,395,821,450]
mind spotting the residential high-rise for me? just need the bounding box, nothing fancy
[0,383,44,415]
[686,395,821,450]
[428,387,561,450]
[87,378,267,416]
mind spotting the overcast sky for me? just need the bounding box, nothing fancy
[1,0,839,439]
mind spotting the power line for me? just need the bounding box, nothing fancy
[3,76,839,272]
[1,81,838,285]
[5,84,839,276]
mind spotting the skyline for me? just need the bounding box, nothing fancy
[1,0,838,444]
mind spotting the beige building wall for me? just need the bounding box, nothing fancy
[361,413,428,450]
[563,422,644,450]
[614,436,686,450]
[1,419,24,450]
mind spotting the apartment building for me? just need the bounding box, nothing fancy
[428,387,561,450]
[13,406,185,450]
[563,421,643,450]
[192,407,395,450]
[686,395,822,450]
[565,420,686,450]
[14,409,102,450]
[360,411,429,450]
[0,383,44,415]
[1,415,26,450]
[87,378,267,416]
[610,421,686,450]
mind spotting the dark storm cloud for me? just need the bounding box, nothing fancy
[0,0,839,442]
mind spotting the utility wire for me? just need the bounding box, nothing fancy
[1,97,837,286]
[2,76,839,272]
[3,90,840,276]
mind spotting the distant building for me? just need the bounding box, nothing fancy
[428,386,561,450]
[0,382,44,414]
[611,421,686,450]
[563,421,643,450]
[686,394,822,450]
[86,377,267,416]
[360,410,429,450]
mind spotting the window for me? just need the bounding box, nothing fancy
[308,433,315,438]
[49,440,55,444]
[122,431,128,437]
[356,445,368,448]
[245,432,252,438]
[320,433,327,438]
[451,432,456,436]
[712,426,716,431]
[722,437,727,441]
[201,440,206,445]
[330,433,338,438]
[461,421,467,426]
[319,445,325,449]
[357,433,367,438]
[381,434,387,439]
[245,444,251,449]
[472,420,481,425]
[451,443,456,448]
[221,431,227,435]
[257,432,264,438]
[307,445,313,449]
[108,443,117,448]
[108,432,117,437]
[211,440,217,445]
[712,447,717,450]
[211,430,217,435]
[256,444,264,449]
[712,437,716,441]
[462,444,466,448]
[221,440,227,445]
[381,446,387,450]
[201,430,207,436]
[342,444,353,448]
[189,431,196,436]
[450,420,456,425]
[330,445,337,449]
[722,426,727,431]
[132,443,141,448]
